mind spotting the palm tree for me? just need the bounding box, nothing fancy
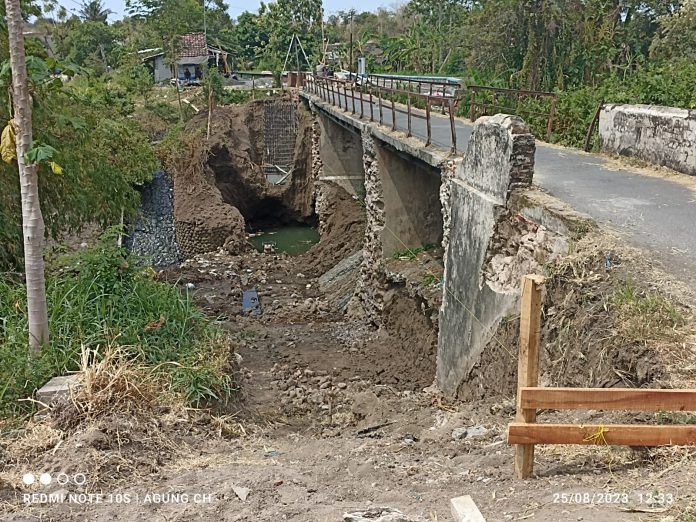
[79,0,113,23]
[5,0,50,352]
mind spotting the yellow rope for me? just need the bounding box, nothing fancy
[582,424,609,445]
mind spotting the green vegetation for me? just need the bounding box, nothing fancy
[421,273,440,287]
[392,242,435,260]
[0,238,236,418]
[611,280,685,343]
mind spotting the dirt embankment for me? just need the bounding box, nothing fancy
[302,183,366,277]
[459,230,694,401]
[162,98,316,258]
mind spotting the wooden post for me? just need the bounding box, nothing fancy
[515,274,545,479]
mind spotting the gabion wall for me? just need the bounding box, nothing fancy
[126,170,181,266]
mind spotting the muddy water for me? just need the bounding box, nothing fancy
[249,225,319,255]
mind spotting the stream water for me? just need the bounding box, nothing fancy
[249,225,320,255]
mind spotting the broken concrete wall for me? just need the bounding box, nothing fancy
[437,114,536,396]
[599,104,696,176]
[356,130,387,323]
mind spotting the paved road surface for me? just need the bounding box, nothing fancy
[310,91,696,287]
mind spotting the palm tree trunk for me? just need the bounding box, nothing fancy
[6,0,50,352]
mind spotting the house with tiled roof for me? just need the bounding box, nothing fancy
[142,32,233,84]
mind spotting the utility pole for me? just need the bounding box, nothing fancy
[202,0,207,37]
[349,11,354,75]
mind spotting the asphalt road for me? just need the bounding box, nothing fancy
[314,92,696,287]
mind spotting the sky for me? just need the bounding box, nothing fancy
[59,0,400,21]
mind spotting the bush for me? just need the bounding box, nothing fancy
[462,59,696,149]
[0,238,236,418]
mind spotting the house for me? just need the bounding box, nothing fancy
[142,32,233,84]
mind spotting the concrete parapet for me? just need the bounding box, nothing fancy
[599,104,696,176]
[437,114,536,395]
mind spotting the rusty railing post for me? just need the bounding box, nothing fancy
[379,87,383,125]
[391,98,396,132]
[337,82,342,109]
[407,94,412,137]
[351,84,356,114]
[449,98,457,153]
[344,84,349,111]
[425,97,432,146]
[469,89,476,121]
[359,86,364,119]
[546,95,557,142]
[369,88,374,122]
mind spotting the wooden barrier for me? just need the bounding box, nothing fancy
[509,274,696,479]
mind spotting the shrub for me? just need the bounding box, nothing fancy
[0,238,236,418]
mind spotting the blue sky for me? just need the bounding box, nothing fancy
[63,0,402,21]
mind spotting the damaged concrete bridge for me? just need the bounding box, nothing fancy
[300,75,696,398]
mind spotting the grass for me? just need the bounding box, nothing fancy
[392,242,435,260]
[421,273,440,287]
[0,238,236,419]
[611,280,685,343]
[238,328,257,339]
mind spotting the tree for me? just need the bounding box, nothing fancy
[79,0,112,23]
[651,0,696,60]
[234,10,268,67]
[263,0,323,69]
[61,20,119,73]
[5,0,50,351]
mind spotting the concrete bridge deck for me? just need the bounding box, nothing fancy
[302,90,696,287]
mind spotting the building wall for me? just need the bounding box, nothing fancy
[152,56,171,83]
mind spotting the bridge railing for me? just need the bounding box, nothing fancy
[468,85,557,141]
[303,73,462,153]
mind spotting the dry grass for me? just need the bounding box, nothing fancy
[542,231,695,389]
[51,344,166,431]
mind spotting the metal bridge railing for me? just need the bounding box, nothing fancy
[303,73,462,153]
[302,73,559,151]
[468,85,557,142]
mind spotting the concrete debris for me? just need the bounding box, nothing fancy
[450,495,486,522]
[452,425,488,441]
[343,507,427,522]
[231,484,250,501]
[36,374,82,405]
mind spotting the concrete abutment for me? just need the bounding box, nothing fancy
[305,95,583,398]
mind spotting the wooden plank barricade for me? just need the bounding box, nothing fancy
[509,274,696,479]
